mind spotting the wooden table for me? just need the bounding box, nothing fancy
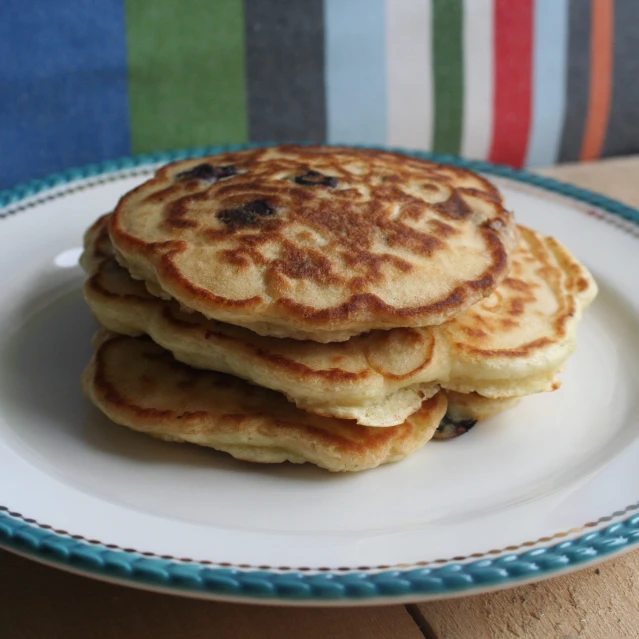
[3,157,639,639]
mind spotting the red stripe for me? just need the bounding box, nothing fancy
[488,0,534,168]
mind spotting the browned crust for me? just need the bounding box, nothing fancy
[234,344,367,384]
[109,145,516,331]
[446,226,595,360]
[87,334,447,462]
[86,262,375,386]
[454,336,555,358]
[110,229,507,320]
[85,216,596,397]
[86,271,153,305]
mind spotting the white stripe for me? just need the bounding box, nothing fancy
[385,0,433,150]
[461,0,494,160]
[525,0,569,167]
[325,0,388,144]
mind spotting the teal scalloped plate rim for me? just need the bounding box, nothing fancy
[2,142,639,603]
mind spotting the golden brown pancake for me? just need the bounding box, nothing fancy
[108,145,518,341]
[440,226,597,397]
[81,332,448,472]
[83,216,597,426]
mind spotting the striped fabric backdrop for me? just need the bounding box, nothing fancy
[1,0,637,189]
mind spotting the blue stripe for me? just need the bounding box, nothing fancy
[0,0,130,189]
[324,0,387,144]
[525,0,569,167]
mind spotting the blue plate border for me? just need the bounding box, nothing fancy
[2,143,639,602]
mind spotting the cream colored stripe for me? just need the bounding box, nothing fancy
[461,0,494,159]
[386,0,433,150]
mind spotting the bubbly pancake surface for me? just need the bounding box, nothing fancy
[83,216,597,426]
[440,225,598,396]
[109,145,518,341]
[81,332,448,472]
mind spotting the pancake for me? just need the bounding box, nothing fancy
[83,216,597,427]
[435,392,523,440]
[445,391,522,422]
[81,332,448,472]
[108,145,518,342]
[441,225,597,397]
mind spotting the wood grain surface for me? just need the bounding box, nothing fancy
[0,552,427,639]
[2,157,639,638]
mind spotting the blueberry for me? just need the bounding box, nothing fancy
[244,200,274,216]
[217,199,275,229]
[176,163,237,183]
[294,170,338,188]
[215,165,238,179]
[434,416,478,440]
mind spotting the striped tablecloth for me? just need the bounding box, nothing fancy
[2,0,638,189]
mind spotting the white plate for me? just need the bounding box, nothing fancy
[2,148,639,605]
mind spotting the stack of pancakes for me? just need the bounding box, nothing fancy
[80,146,597,471]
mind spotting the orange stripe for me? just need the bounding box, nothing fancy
[580,0,614,161]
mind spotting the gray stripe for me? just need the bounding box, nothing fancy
[558,0,591,163]
[244,0,326,142]
[602,1,639,157]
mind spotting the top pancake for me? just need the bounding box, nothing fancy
[109,145,518,341]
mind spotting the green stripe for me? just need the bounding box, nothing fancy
[125,0,247,153]
[432,0,464,155]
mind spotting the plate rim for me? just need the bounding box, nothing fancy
[2,142,639,603]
